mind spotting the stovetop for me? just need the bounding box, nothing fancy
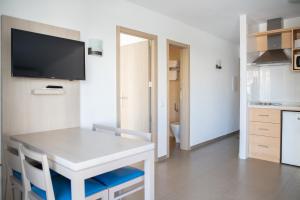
[253,102,283,106]
[250,102,300,108]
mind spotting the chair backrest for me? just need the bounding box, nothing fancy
[19,145,55,200]
[93,124,152,142]
[5,140,23,176]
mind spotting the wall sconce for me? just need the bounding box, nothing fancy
[88,39,103,56]
[216,59,222,69]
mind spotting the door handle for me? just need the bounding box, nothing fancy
[120,96,128,100]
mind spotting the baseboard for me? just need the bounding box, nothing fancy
[157,155,169,162]
[191,130,239,150]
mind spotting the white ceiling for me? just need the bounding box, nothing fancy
[127,0,300,43]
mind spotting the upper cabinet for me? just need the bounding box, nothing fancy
[253,28,292,52]
[251,27,300,71]
[282,31,292,49]
[292,28,300,71]
[255,35,268,52]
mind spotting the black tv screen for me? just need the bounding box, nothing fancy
[11,28,85,80]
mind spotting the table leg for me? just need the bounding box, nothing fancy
[71,177,85,200]
[144,150,155,200]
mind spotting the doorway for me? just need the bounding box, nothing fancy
[116,26,158,156]
[167,40,190,157]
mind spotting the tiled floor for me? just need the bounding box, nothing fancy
[128,134,300,200]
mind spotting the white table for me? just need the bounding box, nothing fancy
[11,128,155,200]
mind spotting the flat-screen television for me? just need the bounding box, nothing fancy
[11,28,85,80]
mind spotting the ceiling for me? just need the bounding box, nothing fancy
[127,0,300,43]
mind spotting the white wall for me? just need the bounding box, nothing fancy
[239,15,249,159]
[0,0,240,157]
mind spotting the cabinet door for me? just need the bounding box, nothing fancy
[249,122,280,138]
[282,32,292,49]
[249,135,280,163]
[249,108,281,124]
[256,35,268,52]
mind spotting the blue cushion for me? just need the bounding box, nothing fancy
[12,170,22,181]
[50,170,60,177]
[31,175,107,200]
[94,167,144,187]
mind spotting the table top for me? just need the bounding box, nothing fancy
[11,128,154,171]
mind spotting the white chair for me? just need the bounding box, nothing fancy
[92,124,151,200]
[19,145,109,200]
[4,140,24,200]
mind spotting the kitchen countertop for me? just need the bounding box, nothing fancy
[248,104,300,111]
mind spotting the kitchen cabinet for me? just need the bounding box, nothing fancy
[249,135,280,163]
[282,32,292,49]
[254,30,292,52]
[256,35,268,52]
[249,108,281,123]
[248,108,281,163]
[292,28,300,71]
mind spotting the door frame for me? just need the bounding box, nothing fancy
[167,39,191,157]
[116,26,158,158]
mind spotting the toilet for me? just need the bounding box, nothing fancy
[170,122,180,143]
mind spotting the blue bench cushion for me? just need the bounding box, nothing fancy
[32,175,107,200]
[12,170,22,181]
[94,167,144,187]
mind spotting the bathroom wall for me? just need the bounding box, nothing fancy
[169,45,181,123]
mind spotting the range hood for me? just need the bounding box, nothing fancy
[253,49,290,65]
[253,18,291,65]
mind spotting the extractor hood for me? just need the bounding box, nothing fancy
[253,18,291,65]
[253,49,290,65]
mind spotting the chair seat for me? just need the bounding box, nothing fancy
[32,175,107,200]
[94,167,144,187]
[13,170,22,181]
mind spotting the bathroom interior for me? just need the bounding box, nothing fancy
[168,44,181,154]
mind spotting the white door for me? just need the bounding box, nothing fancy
[282,111,300,166]
[120,40,151,132]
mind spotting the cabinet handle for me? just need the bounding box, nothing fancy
[258,144,269,148]
[259,128,269,131]
[259,114,269,117]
